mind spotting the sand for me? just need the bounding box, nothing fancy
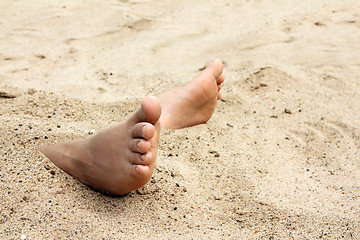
[1,0,359,239]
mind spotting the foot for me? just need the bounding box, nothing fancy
[158,58,224,129]
[39,96,161,196]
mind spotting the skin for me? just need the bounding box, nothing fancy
[39,58,224,196]
[159,58,224,129]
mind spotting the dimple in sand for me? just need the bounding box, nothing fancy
[39,59,224,196]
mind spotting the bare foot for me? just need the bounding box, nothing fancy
[158,58,224,129]
[39,96,161,196]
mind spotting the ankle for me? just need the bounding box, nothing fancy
[61,141,90,179]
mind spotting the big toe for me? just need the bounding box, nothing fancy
[207,58,223,78]
[135,96,162,125]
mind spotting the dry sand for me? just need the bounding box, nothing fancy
[1,0,360,239]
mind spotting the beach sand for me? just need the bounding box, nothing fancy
[1,0,359,238]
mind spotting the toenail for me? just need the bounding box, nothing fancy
[142,126,146,137]
[140,154,146,161]
[135,166,140,174]
[137,141,141,150]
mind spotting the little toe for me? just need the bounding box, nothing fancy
[129,139,151,153]
[131,164,151,179]
[131,122,155,140]
[217,91,222,100]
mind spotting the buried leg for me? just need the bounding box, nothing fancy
[158,58,224,129]
[39,96,161,196]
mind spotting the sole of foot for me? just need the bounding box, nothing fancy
[158,58,224,129]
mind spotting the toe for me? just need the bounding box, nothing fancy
[132,122,155,140]
[216,73,225,85]
[217,92,222,100]
[208,58,223,77]
[129,139,151,153]
[128,151,153,164]
[133,96,162,125]
[140,151,152,163]
[131,164,151,179]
